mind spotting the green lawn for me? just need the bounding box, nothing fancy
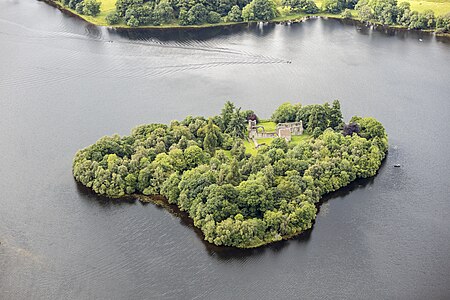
[244,134,311,155]
[243,139,258,156]
[408,0,450,15]
[56,0,116,26]
[257,121,277,132]
[244,138,273,156]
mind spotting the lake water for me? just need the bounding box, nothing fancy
[1,1,450,299]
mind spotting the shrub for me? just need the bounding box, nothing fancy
[208,11,222,23]
[226,5,243,22]
[341,8,352,18]
[83,0,101,16]
[106,11,121,25]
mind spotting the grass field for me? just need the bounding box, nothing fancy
[408,0,450,15]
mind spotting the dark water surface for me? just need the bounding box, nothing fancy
[1,1,450,299]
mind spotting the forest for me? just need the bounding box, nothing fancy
[58,0,450,33]
[73,101,388,248]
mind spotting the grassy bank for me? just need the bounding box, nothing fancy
[50,0,450,29]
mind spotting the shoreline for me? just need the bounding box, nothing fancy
[41,0,449,37]
[75,169,382,250]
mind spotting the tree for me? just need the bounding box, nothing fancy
[322,0,345,13]
[436,13,450,33]
[184,145,208,168]
[208,11,222,23]
[227,108,247,139]
[300,0,319,13]
[356,3,373,21]
[83,0,101,16]
[306,105,328,134]
[199,118,223,154]
[226,5,243,21]
[75,2,84,14]
[329,100,344,129]
[178,8,189,25]
[154,0,175,24]
[218,0,236,15]
[230,139,246,160]
[73,101,388,248]
[270,138,289,152]
[220,101,236,131]
[68,0,83,10]
[116,0,143,17]
[187,3,209,25]
[225,158,241,185]
[341,8,352,18]
[242,0,277,21]
[282,0,318,13]
[271,102,297,123]
[106,11,121,24]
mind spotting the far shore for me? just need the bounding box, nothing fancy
[41,0,450,37]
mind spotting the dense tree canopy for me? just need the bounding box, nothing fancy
[73,101,388,248]
[355,0,450,31]
[59,0,449,33]
[242,0,278,21]
[271,100,344,135]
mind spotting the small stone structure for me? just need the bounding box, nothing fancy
[248,120,304,143]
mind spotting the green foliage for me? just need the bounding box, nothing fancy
[82,0,101,16]
[322,0,346,13]
[356,0,442,30]
[271,102,298,123]
[75,2,84,14]
[154,0,175,24]
[242,0,277,21]
[73,101,387,248]
[106,11,121,24]
[68,0,83,10]
[271,100,343,136]
[115,0,143,17]
[436,13,450,33]
[282,0,319,13]
[188,3,209,25]
[127,15,140,26]
[226,5,243,21]
[61,0,448,32]
[208,11,222,23]
[341,8,353,18]
[178,8,189,25]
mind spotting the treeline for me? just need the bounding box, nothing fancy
[104,0,284,26]
[73,101,388,248]
[59,0,450,33]
[271,100,344,137]
[355,0,450,32]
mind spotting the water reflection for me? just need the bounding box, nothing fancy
[2,1,450,298]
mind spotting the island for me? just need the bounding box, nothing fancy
[73,100,388,248]
[47,0,450,34]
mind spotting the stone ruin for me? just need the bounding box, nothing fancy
[248,120,304,142]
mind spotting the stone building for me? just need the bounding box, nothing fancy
[248,120,304,142]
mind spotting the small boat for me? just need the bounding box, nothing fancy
[394,164,401,168]
[419,39,423,42]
